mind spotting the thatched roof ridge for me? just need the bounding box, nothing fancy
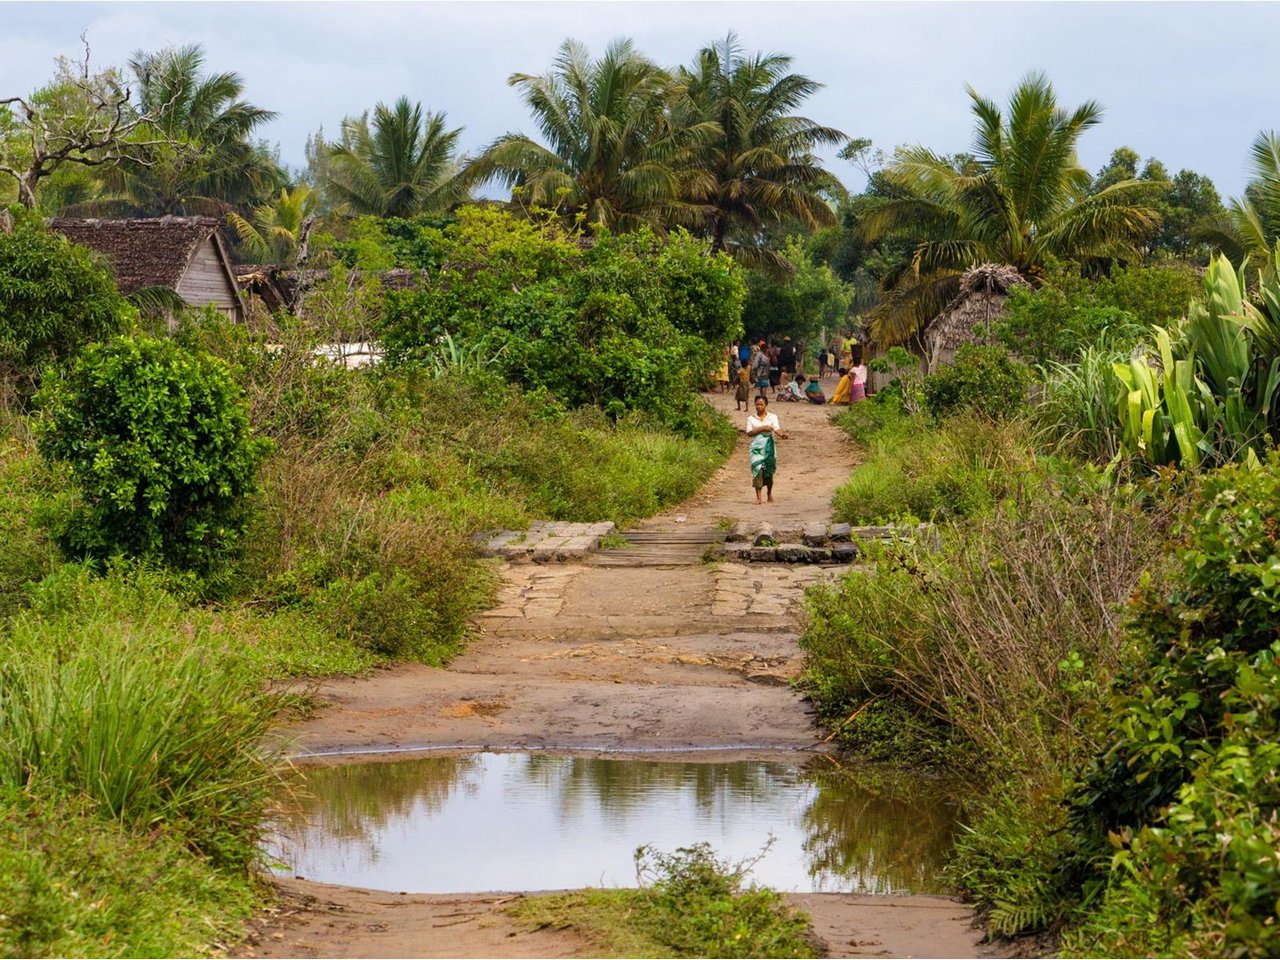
[924,263,1031,355]
[49,216,223,295]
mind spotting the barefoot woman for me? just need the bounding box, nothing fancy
[746,395,787,504]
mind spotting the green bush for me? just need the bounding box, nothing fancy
[922,345,1032,420]
[0,430,60,617]
[831,412,1038,524]
[0,209,133,387]
[375,207,744,435]
[635,843,816,958]
[997,263,1198,365]
[36,336,269,582]
[1061,458,1280,957]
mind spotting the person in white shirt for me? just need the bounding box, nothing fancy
[745,395,787,504]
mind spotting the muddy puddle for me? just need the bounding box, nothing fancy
[268,752,957,895]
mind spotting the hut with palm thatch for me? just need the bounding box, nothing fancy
[922,263,1031,373]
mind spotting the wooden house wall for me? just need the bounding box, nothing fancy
[176,239,243,321]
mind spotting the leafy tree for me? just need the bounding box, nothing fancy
[741,236,851,341]
[1091,149,1224,261]
[36,335,268,579]
[320,98,469,218]
[468,38,698,232]
[0,208,133,383]
[1091,146,1143,193]
[1195,130,1280,274]
[674,33,845,270]
[861,73,1159,345]
[1153,168,1223,260]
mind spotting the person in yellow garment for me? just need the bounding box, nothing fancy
[829,367,852,405]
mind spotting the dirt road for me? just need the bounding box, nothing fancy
[280,391,854,759]
[240,391,990,959]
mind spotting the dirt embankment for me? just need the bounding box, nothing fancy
[238,391,991,959]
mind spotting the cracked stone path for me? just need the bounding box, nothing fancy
[283,390,859,758]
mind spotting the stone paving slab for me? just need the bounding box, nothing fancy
[476,521,617,561]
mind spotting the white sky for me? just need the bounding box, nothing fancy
[2,1,1277,197]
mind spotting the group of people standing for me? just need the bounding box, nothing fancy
[721,336,868,410]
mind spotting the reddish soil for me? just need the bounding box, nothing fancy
[236,391,992,959]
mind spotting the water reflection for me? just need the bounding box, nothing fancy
[271,753,956,895]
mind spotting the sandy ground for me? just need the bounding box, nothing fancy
[236,879,987,959]
[237,391,992,959]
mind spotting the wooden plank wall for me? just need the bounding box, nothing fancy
[176,239,242,320]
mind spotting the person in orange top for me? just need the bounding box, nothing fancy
[829,367,852,404]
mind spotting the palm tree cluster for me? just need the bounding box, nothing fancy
[467,34,845,268]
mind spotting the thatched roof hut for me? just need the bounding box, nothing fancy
[923,263,1031,373]
[50,216,245,323]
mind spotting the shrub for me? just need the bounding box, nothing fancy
[922,344,1032,420]
[375,208,744,435]
[997,263,1198,365]
[1056,455,1280,956]
[635,842,815,958]
[804,478,1171,777]
[831,412,1038,524]
[35,336,269,582]
[0,209,133,390]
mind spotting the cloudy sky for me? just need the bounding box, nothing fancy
[3,1,1276,197]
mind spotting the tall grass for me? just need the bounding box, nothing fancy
[0,565,283,868]
[1032,345,1126,462]
[803,479,1176,776]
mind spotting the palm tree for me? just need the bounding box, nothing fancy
[227,184,317,262]
[1194,131,1280,275]
[467,38,706,233]
[861,73,1159,345]
[100,44,282,215]
[320,98,469,218]
[675,34,846,270]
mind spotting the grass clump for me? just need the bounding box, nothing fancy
[510,842,816,959]
[0,564,284,870]
[0,791,257,959]
[831,401,1039,524]
[803,476,1172,777]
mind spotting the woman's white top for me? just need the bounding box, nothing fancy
[746,412,780,433]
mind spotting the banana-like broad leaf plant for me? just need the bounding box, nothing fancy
[1114,252,1280,470]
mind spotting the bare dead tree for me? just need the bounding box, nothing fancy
[0,36,179,208]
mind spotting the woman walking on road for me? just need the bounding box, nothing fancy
[746,395,787,504]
